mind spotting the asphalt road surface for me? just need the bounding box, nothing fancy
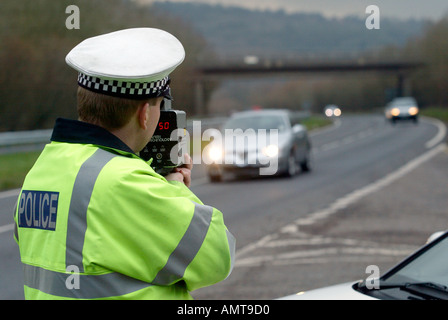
[0,113,446,300]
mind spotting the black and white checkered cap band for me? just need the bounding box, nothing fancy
[77,73,171,100]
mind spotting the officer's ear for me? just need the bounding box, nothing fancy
[137,97,162,130]
[137,102,151,130]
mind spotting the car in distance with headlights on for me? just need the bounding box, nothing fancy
[385,97,419,124]
[280,230,448,300]
[205,109,312,182]
[324,104,342,118]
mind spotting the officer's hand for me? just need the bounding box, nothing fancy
[166,154,193,187]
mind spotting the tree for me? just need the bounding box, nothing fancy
[0,0,215,131]
[410,16,448,107]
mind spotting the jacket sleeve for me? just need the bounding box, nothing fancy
[150,180,236,291]
[181,201,236,291]
[89,161,235,291]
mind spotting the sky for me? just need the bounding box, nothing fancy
[132,0,448,21]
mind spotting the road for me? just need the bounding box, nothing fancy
[0,113,446,300]
[190,114,447,299]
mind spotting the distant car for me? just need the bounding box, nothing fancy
[205,110,312,182]
[280,230,448,300]
[385,97,419,124]
[324,105,342,118]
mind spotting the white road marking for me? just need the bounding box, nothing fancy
[0,223,14,235]
[0,188,20,200]
[313,125,377,154]
[236,143,447,266]
[236,245,415,268]
[291,143,446,229]
[0,189,19,235]
[424,116,447,149]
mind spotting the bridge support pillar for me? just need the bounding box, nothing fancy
[194,80,206,116]
[396,73,412,98]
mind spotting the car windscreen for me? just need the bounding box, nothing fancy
[382,233,448,287]
[223,115,287,132]
[390,98,416,106]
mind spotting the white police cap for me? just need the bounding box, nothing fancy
[66,28,185,100]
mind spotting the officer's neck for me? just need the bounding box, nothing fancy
[109,124,143,154]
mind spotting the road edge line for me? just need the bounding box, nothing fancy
[237,143,447,258]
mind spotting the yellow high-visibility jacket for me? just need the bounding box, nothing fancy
[14,118,235,300]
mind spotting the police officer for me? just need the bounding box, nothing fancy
[14,28,235,300]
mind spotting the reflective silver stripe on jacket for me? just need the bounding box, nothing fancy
[23,148,234,298]
[23,264,152,299]
[23,148,153,298]
[226,229,236,278]
[65,148,117,271]
[152,202,214,285]
[152,202,236,285]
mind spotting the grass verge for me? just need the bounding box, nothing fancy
[421,107,448,123]
[0,114,365,192]
[0,151,41,191]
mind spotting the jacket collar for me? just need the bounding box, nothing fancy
[51,118,136,156]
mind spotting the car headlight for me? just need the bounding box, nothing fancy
[408,106,419,116]
[262,144,279,158]
[391,108,400,117]
[207,146,223,163]
[333,108,342,117]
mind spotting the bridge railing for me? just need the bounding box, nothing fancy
[0,112,311,154]
[0,118,229,155]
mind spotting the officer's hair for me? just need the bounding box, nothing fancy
[77,86,154,130]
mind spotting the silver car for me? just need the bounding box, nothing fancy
[385,97,419,124]
[280,231,448,300]
[205,110,312,182]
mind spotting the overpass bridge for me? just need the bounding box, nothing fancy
[192,57,425,115]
